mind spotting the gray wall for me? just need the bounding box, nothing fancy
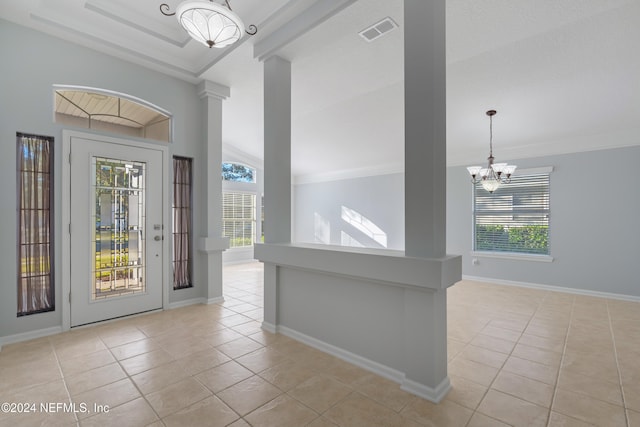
[294,146,640,298]
[449,146,640,298]
[294,174,405,250]
[0,20,207,338]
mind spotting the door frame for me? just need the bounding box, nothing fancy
[62,130,170,331]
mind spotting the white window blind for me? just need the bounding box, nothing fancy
[473,172,550,255]
[222,192,256,248]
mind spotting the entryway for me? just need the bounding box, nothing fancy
[63,131,166,327]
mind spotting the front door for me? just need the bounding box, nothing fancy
[69,136,164,327]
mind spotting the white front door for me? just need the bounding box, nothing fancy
[69,136,164,327]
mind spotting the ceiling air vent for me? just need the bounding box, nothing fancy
[358,17,398,42]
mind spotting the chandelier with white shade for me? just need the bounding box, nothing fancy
[160,0,257,48]
[467,110,517,193]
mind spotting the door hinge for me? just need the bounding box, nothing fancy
[68,223,71,234]
[68,292,71,303]
[68,152,71,164]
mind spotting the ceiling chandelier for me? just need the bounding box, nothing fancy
[466,110,517,193]
[160,0,257,48]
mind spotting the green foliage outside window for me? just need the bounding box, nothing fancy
[222,162,255,183]
[475,224,549,254]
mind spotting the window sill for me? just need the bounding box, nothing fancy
[470,251,554,263]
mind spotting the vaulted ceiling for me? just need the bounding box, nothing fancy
[3,0,639,177]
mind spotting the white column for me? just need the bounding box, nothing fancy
[261,55,291,329]
[263,55,292,244]
[402,288,449,399]
[404,0,447,259]
[401,0,450,400]
[198,80,230,304]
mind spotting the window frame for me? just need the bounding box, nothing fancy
[53,85,173,143]
[470,166,554,262]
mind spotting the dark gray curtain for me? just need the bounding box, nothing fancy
[173,157,192,289]
[17,133,54,316]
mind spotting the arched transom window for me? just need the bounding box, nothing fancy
[54,86,172,143]
[222,162,256,183]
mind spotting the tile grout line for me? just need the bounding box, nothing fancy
[201,290,324,427]
[109,306,256,425]
[606,299,631,427]
[461,290,551,427]
[541,293,575,426]
[48,336,81,426]
[545,293,576,427]
[450,313,510,426]
[100,326,164,425]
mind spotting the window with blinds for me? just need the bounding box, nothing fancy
[473,172,550,255]
[222,192,256,248]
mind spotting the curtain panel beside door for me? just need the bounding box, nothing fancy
[17,132,55,316]
[172,157,193,289]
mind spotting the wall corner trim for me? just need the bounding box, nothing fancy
[261,322,277,334]
[207,296,225,305]
[198,237,230,253]
[197,80,230,100]
[401,377,451,404]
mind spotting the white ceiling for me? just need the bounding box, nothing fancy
[3,0,640,177]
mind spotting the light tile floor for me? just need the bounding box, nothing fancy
[1,262,639,426]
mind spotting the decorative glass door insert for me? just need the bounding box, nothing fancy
[69,134,163,327]
[92,157,146,300]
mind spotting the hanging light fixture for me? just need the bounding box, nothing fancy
[467,110,517,193]
[160,0,257,48]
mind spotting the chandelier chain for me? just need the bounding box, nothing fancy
[489,113,493,158]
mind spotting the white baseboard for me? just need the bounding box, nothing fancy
[402,376,451,404]
[261,321,277,334]
[278,325,405,384]
[274,324,448,403]
[223,258,259,266]
[167,297,207,310]
[462,275,640,303]
[207,296,225,305]
[0,326,63,352]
